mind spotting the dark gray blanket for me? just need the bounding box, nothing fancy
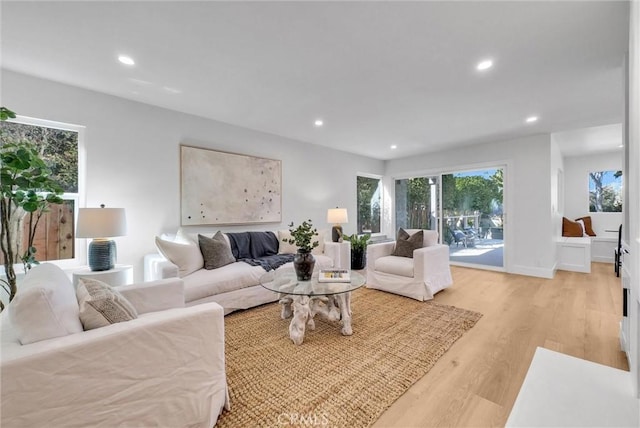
[241,253,294,271]
[227,231,290,271]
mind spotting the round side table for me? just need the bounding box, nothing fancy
[73,264,134,288]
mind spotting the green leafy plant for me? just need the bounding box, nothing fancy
[285,219,319,253]
[343,233,371,252]
[1,107,64,311]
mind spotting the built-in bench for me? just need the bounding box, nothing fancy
[557,236,591,273]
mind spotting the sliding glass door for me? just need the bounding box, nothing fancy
[395,167,505,270]
[441,168,504,268]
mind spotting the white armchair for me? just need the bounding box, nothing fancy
[366,229,453,301]
[1,263,229,427]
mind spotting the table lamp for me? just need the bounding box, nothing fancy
[327,208,348,242]
[76,205,127,271]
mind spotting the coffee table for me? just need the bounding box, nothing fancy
[260,268,365,345]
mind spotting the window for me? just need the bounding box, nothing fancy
[1,116,84,267]
[589,170,622,212]
[356,175,381,234]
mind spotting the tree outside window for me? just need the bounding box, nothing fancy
[356,176,381,234]
[589,170,622,212]
[1,121,79,264]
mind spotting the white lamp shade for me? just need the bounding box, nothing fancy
[76,208,127,238]
[327,208,348,224]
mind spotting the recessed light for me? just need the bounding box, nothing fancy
[618,144,624,148]
[525,116,539,123]
[118,55,135,66]
[390,145,397,149]
[314,119,324,127]
[476,59,493,71]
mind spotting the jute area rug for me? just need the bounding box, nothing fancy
[216,288,482,428]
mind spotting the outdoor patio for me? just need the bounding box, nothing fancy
[449,238,504,268]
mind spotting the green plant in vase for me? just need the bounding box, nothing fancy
[285,219,319,281]
[343,233,371,270]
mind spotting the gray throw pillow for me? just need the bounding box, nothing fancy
[392,229,424,258]
[198,231,236,270]
[76,278,138,330]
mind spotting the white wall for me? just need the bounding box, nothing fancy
[562,151,624,239]
[549,136,564,263]
[385,134,555,278]
[1,70,384,281]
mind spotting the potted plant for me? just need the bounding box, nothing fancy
[343,233,371,270]
[0,107,64,311]
[284,219,319,281]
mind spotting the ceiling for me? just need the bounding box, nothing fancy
[1,1,630,160]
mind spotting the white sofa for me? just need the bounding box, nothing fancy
[1,263,229,427]
[366,229,453,301]
[145,229,350,314]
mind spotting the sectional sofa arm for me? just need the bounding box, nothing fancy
[144,253,179,281]
[323,242,351,269]
[116,278,185,314]
[1,302,228,426]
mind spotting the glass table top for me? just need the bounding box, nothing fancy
[260,268,365,296]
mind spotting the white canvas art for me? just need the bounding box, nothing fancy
[181,145,282,225]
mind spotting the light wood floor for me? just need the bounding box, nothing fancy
[372,262,628,427]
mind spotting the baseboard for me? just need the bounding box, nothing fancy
[592,256,614,263]
[510,264,555,279]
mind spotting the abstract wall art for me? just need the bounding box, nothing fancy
[180,145,282,225]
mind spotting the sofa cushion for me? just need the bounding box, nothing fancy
[76,278,138,330]
[375,255,414,277]
[155,236,204,277]
[198,232,236,270]
[392,229,424,258]
[8,263,84,345]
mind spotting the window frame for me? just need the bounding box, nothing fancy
[3,115,86,272]
[356,172,384,237]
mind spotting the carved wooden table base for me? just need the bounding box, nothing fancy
[279,292,353,345]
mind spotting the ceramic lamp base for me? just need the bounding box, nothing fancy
[88,239,116,271]
[331,225,343,242]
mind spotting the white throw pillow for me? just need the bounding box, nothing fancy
[576,219,588,237]
[76,278,138,330]
[155,236,204,277]
[8,263,84,345]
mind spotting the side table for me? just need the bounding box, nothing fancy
[72,264,134,288]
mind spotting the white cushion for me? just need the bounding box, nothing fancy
[8,263,83,345]
[374,255,414,278]
[155,236,203,277]
[405,229,439,247]
[576,219,588,237]
[76,278,138,330]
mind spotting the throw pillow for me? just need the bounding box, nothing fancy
[76,278,138,331]
[155,236,204,277]
[392,228,424,258]
[8,263,84,345]
[575,216,596,236]
[198,232,236,269]
[576,219,588,237]
[562,217,584,237]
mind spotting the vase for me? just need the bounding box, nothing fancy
[351,249,367,270]
[293,250,315,281]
